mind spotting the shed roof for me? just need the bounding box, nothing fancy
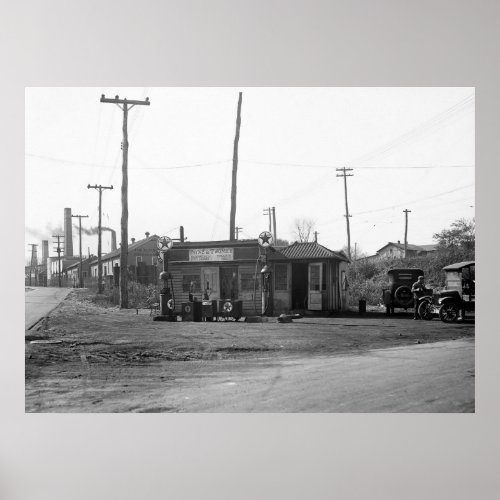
[442,261,475,271]
[279,242,349,261]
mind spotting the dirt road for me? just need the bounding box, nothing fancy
[25,289,475,413]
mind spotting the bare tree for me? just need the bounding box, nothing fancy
[275,238,290,247]
[293,218,315,242]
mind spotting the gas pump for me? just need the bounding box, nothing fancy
[153,236,176,322]
[258,231,274,316]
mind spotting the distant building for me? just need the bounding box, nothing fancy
[89,234,160,287]
[373,241,438,260]
[65,256,95,286]
[47,256,80,285]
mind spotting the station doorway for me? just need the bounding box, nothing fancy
[291,263,308,309]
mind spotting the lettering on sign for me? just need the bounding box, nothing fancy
[189,248,234,262]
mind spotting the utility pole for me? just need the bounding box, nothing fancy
[235,227,243,240]
[72,214,88,288]
[100,94,150,308]
[263,207,272,233]
[88,184,113,293]
[229,92,243,241]
[52,235,64,287]
[28,244,38,286]
[403,209,411,259]
[336,167,354,261]
[271,206,277,242]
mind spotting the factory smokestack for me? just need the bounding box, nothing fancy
[64,208,73,256]
[111,230,117,251]
[42,240,49,264]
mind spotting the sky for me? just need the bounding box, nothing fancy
[25,87,474,261]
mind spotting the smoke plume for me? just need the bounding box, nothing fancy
[73,225,114,236]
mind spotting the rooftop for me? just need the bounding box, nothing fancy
[279,241,349,261]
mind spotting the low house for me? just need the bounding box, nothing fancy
[65,256,94,285]
[376,241,437,259]
[89,234,160,287]
[165,239,350,315]
[47,256,80,285]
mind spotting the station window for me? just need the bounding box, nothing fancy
[274,264,288,291]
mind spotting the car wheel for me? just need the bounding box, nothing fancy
[439,303,459,323]
[418,301,434,321]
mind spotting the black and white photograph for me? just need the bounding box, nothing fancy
[25,87,475,413]
[4,1,500,499]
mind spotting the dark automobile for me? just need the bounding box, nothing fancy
[434,261,475,322]
[382,268,425,316]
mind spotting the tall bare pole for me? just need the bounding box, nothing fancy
[28,244,38,286]
[52,235,64,287]
[336,167,354,261]
[263,207,271,233]
[272,206,277,241]
[72,214,88,288]
[229,92,243,240]
[100,94,150,307]
[403,209,411,259]
[88,185,113,293]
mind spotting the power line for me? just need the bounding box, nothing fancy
[316,183,474,228]
[350,183,474,217]
[240,159,473,169]
[26,153,231,170]
[349,94,474,167]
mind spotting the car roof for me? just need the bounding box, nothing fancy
[442,261,475,271]
[387,268,424,275]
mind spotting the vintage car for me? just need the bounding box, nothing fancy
[434,260,475,322]
[382,268,425,316]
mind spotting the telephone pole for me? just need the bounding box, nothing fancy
[271,206,277,242]
[72,214,89,288]
[263,207,272,233]
[52,235,64,287]
[88,184,113,293]
[403,209,411,259]
[28,244,38,286]
[100,94,150,308]
[229,92,243,241]
[336,167,354,261]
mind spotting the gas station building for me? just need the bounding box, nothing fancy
[166,239,350,316]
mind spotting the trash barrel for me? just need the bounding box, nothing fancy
[359,299,366,314]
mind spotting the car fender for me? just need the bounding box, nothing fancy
[419,295,433,304]
[438,296,458,306]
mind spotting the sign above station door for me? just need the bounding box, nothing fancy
[189,248,234,262]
